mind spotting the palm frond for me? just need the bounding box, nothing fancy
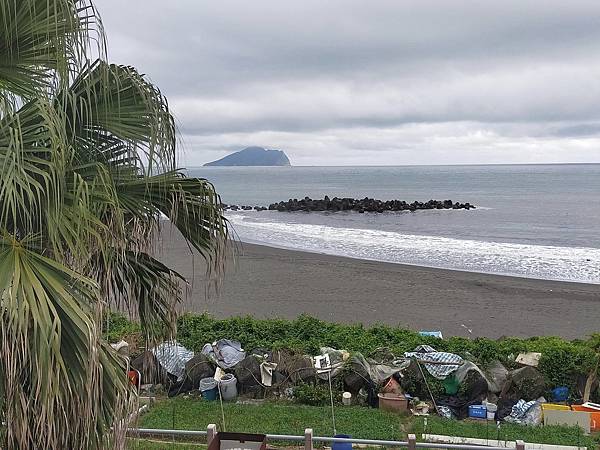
[0,234,130,449]
[0,0,230,447]
[115,171,229,271]
[98,249,184,341]
[0,0,104,108]
[61,60,176,174]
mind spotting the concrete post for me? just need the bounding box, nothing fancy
[408,433,416,450]
[207,424,217,447]
[516,440,525,450]
[304,428,313,450]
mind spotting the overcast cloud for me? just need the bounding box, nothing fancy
[100,0,600,165]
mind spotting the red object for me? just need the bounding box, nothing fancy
[128,370,140,389]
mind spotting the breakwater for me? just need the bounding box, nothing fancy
[222,196,475,213]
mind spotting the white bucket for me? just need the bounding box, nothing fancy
[342,392,352,405]
[219,374,238,401]
[486,403,497,420]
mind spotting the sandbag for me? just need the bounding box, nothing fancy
[486,360,509,393]
[502,366,546,401]
[235,355,262,389]
[461,370,489,403]
[130,350,171,385]
[344,359,371,394]
[164,354,216,397]
[272,349,315,384]
[185,354,215,387]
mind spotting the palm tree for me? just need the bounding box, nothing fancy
[0,0,228,448]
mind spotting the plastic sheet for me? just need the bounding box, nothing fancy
[152,341,194,381]
[202,339,246,369]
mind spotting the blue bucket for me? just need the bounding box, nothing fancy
[201,386,218,401]
[332,434,352,450]
[200,377,218,401]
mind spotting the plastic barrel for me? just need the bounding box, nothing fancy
[200,377,218,401]
[332,434,352,450]
[219,374,238,401]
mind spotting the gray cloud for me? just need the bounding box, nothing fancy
[100,0,600,165]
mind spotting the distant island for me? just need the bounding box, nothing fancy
[204,146,291,166]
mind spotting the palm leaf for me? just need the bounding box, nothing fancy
[0,234,130,449]
[0,0,230,447]
[0,0,102,106]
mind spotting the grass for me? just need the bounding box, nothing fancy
[137,397,598,449]
[127,439,204,449]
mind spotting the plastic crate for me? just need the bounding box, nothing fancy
[571,405,600,432]
[541,403,571,412]
[468,405,487,419]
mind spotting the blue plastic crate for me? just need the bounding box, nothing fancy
[468,405,487,419]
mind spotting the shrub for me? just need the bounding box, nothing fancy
[106,312,599,394]
[293,382,341,406]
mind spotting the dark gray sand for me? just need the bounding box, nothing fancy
[158,231,600,340]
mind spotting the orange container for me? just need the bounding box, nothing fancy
[571,405,600,432]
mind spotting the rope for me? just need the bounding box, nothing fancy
[327,370,337,435]
[217,382,226,431]
[416,360,439,414]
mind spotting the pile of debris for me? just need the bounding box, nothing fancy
[125,338,598,431]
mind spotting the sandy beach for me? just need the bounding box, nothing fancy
[158,230,600,340]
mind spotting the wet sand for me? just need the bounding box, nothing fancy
[158,231,600,340]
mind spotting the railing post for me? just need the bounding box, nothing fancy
[516,440,525,450]
[207,424,217,447]
[408,433,416,450]
[304,428,313,450]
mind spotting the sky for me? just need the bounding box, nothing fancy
[99,1,600,166]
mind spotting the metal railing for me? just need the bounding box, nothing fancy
[127,424,528,450]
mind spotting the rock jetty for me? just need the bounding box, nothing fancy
[221,196,475,213]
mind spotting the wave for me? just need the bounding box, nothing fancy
[227,213,600,284]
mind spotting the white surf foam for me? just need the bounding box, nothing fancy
[227,213,600,284]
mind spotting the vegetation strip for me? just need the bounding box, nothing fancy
[105,312,600,397]
[137,398,598,449]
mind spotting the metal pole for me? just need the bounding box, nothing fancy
[125,427,516,450]
[408,434,416,450]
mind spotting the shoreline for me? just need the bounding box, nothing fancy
[158,231,600,340]
[238,237,599,286]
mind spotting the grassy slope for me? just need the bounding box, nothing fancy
[137,398,598,449]
[128,440,205,450]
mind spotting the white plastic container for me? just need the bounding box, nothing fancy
[342,392,352,405]
[486,403,498,420]
[219,374,238,401]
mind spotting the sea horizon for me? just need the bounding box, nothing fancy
[187,162,600,169]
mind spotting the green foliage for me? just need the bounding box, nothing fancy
[109,312,599,395]
[0,0,228,447]
[415,416,597,449]
[128,440,205,449]
[293,382,342,406]
[103,311,141,343]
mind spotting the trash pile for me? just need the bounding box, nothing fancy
[128,338,599,431]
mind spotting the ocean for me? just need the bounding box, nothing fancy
[188,164,600,284]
